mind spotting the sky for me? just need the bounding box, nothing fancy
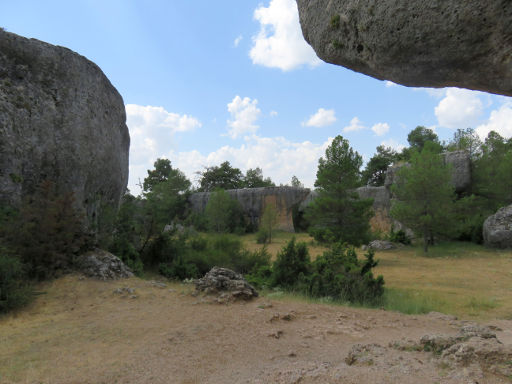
[2,0,511,195]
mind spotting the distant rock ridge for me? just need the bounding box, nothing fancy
[189,186,311,232]
[0,30,130,230]
[296,0,512,96]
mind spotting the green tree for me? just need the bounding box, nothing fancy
[205,189,244,232]
[390,145,456,252]
[472,131,512,209]
[446,128,482,159]
[362,145,399,186]
[243,167,274,188]
[407,126,442,152]
[138,159,191,254]
[258,204,279,243]
[198,161,244,191]
[271,237,311,289]
[305,135,373,245]
[290,175,304,188]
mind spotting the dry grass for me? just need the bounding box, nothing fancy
[242,232,512,320]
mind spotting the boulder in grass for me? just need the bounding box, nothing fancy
[194,267,258,300]
[483,205,512,249]
[75,248,133,280]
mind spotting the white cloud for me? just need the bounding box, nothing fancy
[270,110,278,117]
[170,135,332,189]
[303,108,336,127]
[250,0,321,71]
[384,81,397,88]
[234,35,243,47]
[371,122,390,136]
[226,96,261,139]
[343,117,366,133]
[380,138,405,152]
[125,104,202,195]
[476,103,512,140]
[434,88,484,129]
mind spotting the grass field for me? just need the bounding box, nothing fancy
[241,232,512,320]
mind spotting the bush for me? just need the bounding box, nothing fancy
[389,229,411,245]
[308,244,384,304]
[0,252,32,313]
[271,237,311,289]
[256,230,268,244]
[108,239,143,276]
[157,234,271,280]
[9,181,92,280]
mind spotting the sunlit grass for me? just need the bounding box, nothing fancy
[240,231,512,319]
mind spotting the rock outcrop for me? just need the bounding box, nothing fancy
[75,248,134,280]
[483,204,512,248]
[189,187,311,232]
[296,0,512,96]
[0,30,130,229]
[385,151,471,194]
[194,267,258,300]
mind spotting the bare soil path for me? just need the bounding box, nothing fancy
[1,275,511,384]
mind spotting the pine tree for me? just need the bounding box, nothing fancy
[390,145,456,252]
[305,135,373,245]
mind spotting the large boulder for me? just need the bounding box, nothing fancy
[296,0,512,96]
[195,267,258,300]
[75,248,134,280]
[0,30,130,229]
[483,205,512,248]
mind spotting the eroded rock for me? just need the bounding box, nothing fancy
[296,0,512,96]
[194,267,258,300]
[0,30,129,229]
[483,204,512,248]
[189,187,310,232]
[75,248,134,280]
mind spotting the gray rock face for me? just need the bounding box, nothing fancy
[0,30,130,228]
[356,186,391,211]
[384,151,471,194]
[195,267,258,300]
[483,204,512,248]
[296,0,512,96]
[443,151,471,194]
[189,187,311,232]
[75,248,134,280]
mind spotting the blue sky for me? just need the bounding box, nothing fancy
[2,0,511,194]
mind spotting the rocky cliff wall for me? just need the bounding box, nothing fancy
[0,30,130,229]
[189,187,311,232]
[296,0,512,96]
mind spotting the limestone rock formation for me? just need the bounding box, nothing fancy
[0,30,130,229]
[384,151,471,194]
[483,204,512,248]
[296,0,512,96]
[194,267,258,300]
[189,187,311,232]
[75,248,134,280]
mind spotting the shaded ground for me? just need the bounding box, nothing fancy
[2,275,512,384]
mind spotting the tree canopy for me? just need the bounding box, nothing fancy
[390,146,456,252]
[305,135,373,245]
[197,161,244,192]
[362,145,399,186]
[243,167,274,188]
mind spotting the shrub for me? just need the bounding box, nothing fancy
[271,237,311,289]
[10,181,92,279]
[0,252,32,313]
[389,229,411,245]
[108,239,143,276]
[256,230,268,244]
[157,234,271,280]
[308,244,384,304]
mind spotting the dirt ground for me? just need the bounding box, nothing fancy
[1,275,512,384]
